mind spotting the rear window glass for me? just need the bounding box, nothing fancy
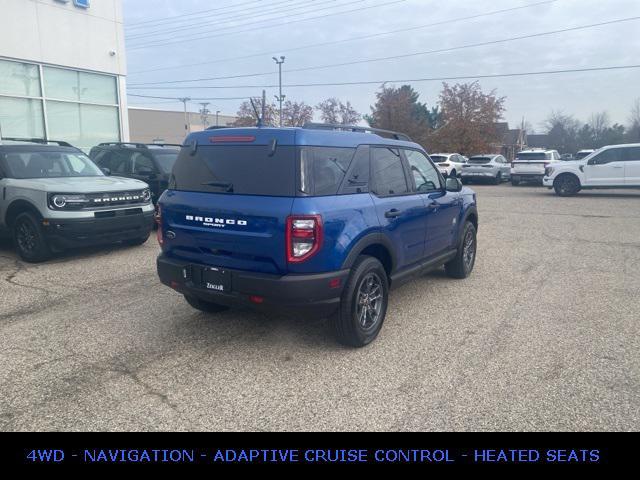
[516,152,549,160]
[430,155,448,163]
[468,157,492,164]
[300,146,355,196]
[170,145,296,196]
[153,150,179,174]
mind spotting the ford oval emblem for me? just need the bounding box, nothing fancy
[166,230,176,240]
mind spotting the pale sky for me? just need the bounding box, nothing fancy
[123,0,640,133]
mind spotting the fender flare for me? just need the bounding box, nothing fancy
[457,206,479,246]
[4,199,43,228]
[340,232,397,273]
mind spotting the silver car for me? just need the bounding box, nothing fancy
[0,140,155,262]
[461,154,511,185]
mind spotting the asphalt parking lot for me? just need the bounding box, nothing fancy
[1,184,639,432]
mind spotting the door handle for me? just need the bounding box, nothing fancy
[612,165,623,169]
[385,209,402,218]
[427,202,439,209]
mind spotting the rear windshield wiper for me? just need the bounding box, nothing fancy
[202,181,234,192]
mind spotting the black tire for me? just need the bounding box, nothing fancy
[124,233,150,246]
[12,212,51,263]
[511,179,520,186]
[184,295,230,313]
[553,174,581,197]
[330,256,389,348]
[445,221,477,279]
[493,172,502,185]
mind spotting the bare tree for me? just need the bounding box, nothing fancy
[281,100,314,127]
[338,100,361,125]
[232,98,278,127]
[544,111,580,153]
[628,98,640,142]
[588,111,610,145]
[316,98,361,125]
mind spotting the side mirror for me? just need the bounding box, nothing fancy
[101,167,111,176]
[446,177,463,192]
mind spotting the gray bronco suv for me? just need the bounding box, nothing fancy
[0,140,155,262]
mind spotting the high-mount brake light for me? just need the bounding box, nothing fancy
[286,215,323,263]
[209,136,256,143]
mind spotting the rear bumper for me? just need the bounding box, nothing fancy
[461,170,496,179]
[43,209,155,248]
[157,254,350,317]
[512,173,544,182]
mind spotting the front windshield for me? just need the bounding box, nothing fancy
[3,150,103,179]
[153,150,180,174]
[576,151,593,160]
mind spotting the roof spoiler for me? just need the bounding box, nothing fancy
[302,123,412,142]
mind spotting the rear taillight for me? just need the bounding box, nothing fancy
[156,204,163,246]
[439,163,450,167]
[286,215,323,263]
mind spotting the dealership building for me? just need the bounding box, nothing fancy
[0,0,128,151]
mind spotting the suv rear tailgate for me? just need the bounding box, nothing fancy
[161,191,293,274]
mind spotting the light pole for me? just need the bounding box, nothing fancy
[272,56,285,127]
[179,97,191,133]
[216,110,220,127]
[199,102,210,128]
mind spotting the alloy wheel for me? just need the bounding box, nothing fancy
[355,272,384,331]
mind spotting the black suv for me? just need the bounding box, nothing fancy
[89,143,181,205]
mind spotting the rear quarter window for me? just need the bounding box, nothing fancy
[300,146,355,196]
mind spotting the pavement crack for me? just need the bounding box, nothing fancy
[103,361,179,412]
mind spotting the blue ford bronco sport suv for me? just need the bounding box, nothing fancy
[156,124,478,347]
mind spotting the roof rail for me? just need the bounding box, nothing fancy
[302,123,412,142]
[146,143,182,148]
[98,142,182,149]
[98,142,150,149]
[0,137,74,147]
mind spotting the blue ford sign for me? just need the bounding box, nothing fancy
[54,0,90,8]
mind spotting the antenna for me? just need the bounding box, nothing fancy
[250,98,262,127]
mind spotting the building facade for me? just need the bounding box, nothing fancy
[129,107,237,145]
[0,0,127,151]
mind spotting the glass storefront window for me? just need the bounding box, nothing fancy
[46,101,120,152]
[0,59,120,150]
[43,67,117,105]
[0,96,45,139]
[0,59,41,97]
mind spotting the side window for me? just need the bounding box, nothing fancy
[404,149,442,192]
[371,147,409,196]
[622,147,640,161]
[110,151,132,174]
[300,146,355,196]
[591,149,623,165]
[132,153,155,174]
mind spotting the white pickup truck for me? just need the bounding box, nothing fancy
[511,149,561,186]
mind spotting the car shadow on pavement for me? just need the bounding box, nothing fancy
[0,236,149,264]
